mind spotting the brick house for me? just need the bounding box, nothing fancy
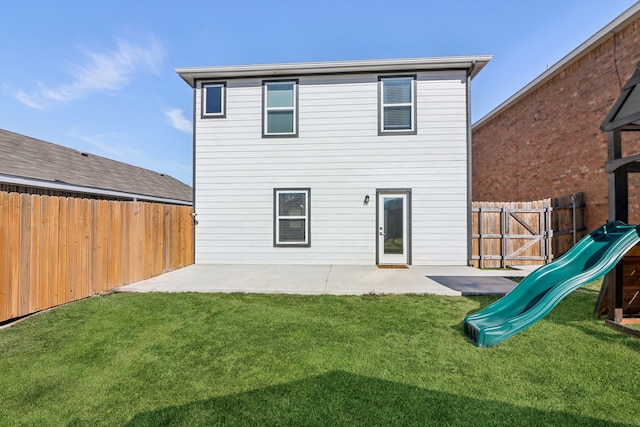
[472,3,640,234]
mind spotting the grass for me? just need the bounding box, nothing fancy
[621,321,640,332]
[1,283,640,426]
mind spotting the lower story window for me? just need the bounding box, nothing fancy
[274,188,310,247]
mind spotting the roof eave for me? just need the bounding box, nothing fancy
[176,55,493,87]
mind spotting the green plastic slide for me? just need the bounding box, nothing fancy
[464,221,640,347]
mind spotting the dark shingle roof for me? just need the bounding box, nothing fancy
[0,129,192,203]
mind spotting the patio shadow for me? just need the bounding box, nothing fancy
[125,370,630,426]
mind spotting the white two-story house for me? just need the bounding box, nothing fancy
[176,56,491,266]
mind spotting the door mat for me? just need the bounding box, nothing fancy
[427,276,518,296]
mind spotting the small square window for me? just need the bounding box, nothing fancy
[379,76,416,135]
[274,188,310,246]
[201,82,226,118]
[263,80,298,137]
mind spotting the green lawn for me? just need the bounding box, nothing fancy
[1,283,639,426]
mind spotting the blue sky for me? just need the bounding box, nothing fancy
[1,0,638,186]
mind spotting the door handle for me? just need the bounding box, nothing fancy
[379,231,385,236]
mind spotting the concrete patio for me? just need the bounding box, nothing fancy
[118,264,535,296]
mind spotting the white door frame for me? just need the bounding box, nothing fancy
[376,189,411,265]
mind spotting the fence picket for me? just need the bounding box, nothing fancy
[58,197,69,305]
[0,193,8,320]
[130,202,143,283]
[79,198,90,299]
[29,195,41,312]
[19,194,31,316]
[48,197,60,307]
[108,201,123,290]
[122,202,131,285]
[8,193,20,318]
[38,196,49,311]
[67,197,80,303]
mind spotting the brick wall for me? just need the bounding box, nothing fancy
[473,17,640,232]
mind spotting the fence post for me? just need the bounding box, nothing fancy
[546,205,553,262]
[479,206,484,269]
[501,207,507,269]
[572,194,577,245]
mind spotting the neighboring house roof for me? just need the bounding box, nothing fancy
[473,2,640,129]
[176,55,493,87]
[0,128,192,204]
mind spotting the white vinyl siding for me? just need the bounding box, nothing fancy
[194,71,469,265]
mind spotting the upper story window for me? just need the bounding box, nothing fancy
[263,80,298,137]
[201,82,226,119]
[379,76,416,135]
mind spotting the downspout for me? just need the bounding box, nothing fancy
[191,82,198,263]
[466,60,476,266]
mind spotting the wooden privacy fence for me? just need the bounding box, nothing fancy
[551,192,586,256]
[0,192,194,323]
[472,199,553,268]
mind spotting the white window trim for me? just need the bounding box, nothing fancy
[263,80,298,137]
[379,76,416,135]
[201,82,226,119]
[274,188,310,247]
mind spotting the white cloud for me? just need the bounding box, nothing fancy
[15,37,165,108]
[165,108,192,133]
[66,128,145,163]
[15,89,45,109]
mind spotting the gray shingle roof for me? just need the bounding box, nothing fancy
[0,129,192,203]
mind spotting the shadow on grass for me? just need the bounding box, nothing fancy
[125,371,630,426]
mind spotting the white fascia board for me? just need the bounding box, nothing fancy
[473,2,640,129]
[176,55,493,87]
[0,174,192,206]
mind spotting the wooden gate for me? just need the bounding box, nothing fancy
[472,200,553,268]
